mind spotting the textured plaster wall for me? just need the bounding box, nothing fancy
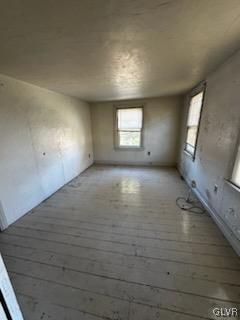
[178,50,240,253]
[0,74,93,228]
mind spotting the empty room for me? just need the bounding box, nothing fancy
[0,0,240,319]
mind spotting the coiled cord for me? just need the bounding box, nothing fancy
[176,189,206,214]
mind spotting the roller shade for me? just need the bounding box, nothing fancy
[117,108,143,131]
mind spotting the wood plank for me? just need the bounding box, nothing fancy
[40,201,214,221]
[17,294,104,320]
[30,206,220,230]
[10,220,236,257]
[1,235,240,285]
[129,303,209,320]
[26,211,224,237]
[28,206,218,231]
[16,215,229,246]
[2,246,240,302]
[10,272,129,320]
[4,224,240,270]
[6,259,239,319]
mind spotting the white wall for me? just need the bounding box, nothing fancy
[0,74,93,228]
[178,50,240,255]
[91,97,182,166]
[0,254,23,319]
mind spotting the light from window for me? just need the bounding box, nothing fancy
[185,91,204,156]
[231,143,240,188]
[117,107,143,148]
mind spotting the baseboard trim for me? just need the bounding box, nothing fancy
[182,173,240,256]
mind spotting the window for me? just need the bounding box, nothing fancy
[185,90,204,157]
[231,142,240,188]
[116,107,143,148]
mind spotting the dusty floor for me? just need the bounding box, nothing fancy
[0,165,240,320]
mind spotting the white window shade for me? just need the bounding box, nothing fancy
[232,144,240,187]
[187,92,203,126]
[117,108,143,131]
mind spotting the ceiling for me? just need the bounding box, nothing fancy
[1,0,240,102]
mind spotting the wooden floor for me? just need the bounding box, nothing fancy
[0,165,240,320]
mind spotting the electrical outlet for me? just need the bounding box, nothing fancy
[191,180,196,188]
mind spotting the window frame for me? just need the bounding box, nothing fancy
[184,83,206,160]
[114,105,144,150]
[228,133,240,191]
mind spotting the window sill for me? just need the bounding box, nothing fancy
[114,147,145,151]
[225,180,240,193]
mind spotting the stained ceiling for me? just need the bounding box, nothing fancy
[1,0,240,101]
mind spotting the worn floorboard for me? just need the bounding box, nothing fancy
[0,165,239,319]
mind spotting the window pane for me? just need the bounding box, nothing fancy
[118,108,143,131]
[187,92,203,126]
[185,143,195,155]
[232,144,240,187]
[186,126,198,147]
[185,90,204,155]
[119,131,141,147]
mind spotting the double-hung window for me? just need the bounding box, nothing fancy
[116,107,143,148]
[185,90,204,157]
